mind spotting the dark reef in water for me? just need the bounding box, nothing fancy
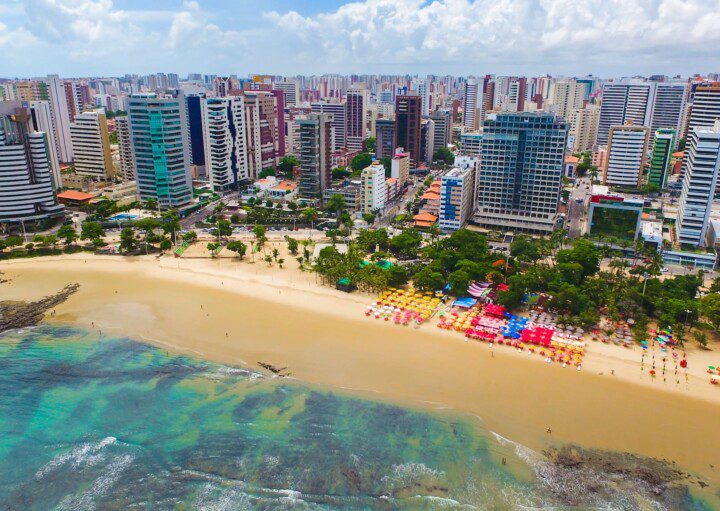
[0,283,79,334]
[544,445,707,509]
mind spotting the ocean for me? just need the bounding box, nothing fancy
[0,324,714,510]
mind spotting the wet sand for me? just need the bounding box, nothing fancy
[1,253,719,488]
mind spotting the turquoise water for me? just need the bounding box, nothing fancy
[0,325,714,510]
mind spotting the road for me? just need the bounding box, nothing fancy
[566,176,593,238]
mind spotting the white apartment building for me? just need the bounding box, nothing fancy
[603,125,649,187]
[463,79,482,131]
[439,166,475,232]
[568,105,600,153]
[44,74,74,163]
[676,122,720,247]
[550,80,585,119]
[360,163,387,215]
[70,110,114,179]
[203,96,249,191]
[115,116,134,180]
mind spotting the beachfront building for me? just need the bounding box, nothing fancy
[70,110,114,180]
[127,93,193,208]
[323,185,361,212]
[395,95,422,167]
[473,112,568,234]
[648,129,676,189]
[298,113,332,203]
[603,125,650,188]
[360,163,387,215]
[391,151,410,185]
[115,116,134,181]
[439,166,475,232]
[676,122,720,247]
[202,96,249,191]
[0,107,64,224]
[586,187,644,241]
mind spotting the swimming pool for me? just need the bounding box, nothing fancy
[108,213,139,221]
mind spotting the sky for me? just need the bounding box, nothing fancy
[1,0,720,79]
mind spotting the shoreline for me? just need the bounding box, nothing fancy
[1,253,719,487]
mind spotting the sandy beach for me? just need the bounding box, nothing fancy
[1,250,720,487]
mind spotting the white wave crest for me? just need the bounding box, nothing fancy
[35,436,118,479]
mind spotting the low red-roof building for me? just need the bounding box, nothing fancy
[57,190,94,206]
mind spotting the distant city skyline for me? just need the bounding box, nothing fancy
[1,0,720,78]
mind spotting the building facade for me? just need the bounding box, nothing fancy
[375,118,395,160]
[0,107,64,223]
[648,129,675,188]
[603,125,649,187]
[127,93,193,208]
[473,112,568,234]
[345,89,367,152]
[676,122,720,247]
[298,113,332,202]
[394,95,421,167]
[360,163,387,215]
[439,166,475,232]
[202,97,249,191]
[115,117,134,181]
[70,110,114,180]
[568,105,600,153]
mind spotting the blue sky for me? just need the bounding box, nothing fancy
[1,0,719,78]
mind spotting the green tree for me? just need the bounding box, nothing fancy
[365,136,376,153]
[119,227,137,253]
[253,224,267,248]
[226,240,248,259]
[388,229,423,259]
[215,219,233,241]
[285,236,299,255]
[301,207,319,229]
[159,238,172,252]
[6,235,23,248]
[57,224,78,245]
[143,198,158,212]
[258,168,276,178]
[207,242,220,257]
[278,155,299,177]
[325,194,346,216]
[350,152,373,173]
[700,293,720,329]
[433,147,454,165]
[81,221,105,241]
[363,213,376,225]
[413,266,445,291]
[182,231,197,243]
[161,210,181,244]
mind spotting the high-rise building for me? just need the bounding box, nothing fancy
[185,93,206,168]
[394,95,421,167]
[27,100,62,188]
[298,113,332,202]
[418,80,430,116]
[346,89,367,152]
[682,84,720,182]
[0,107,64,223]
[44,75,74,163]
[460,132,482,156]
[311,101,346,150]
[439,166,475,232]
[360,163,387,215]
[462,79,481,130]
[375,118,395,159]
[603,125,650,187]
[648,129,676,188]
[70,110,114,180]
[550,80,585,119]
[598,81,686,145]
[127,93,193,208]
[202,97,249,191]
[243,91,281,178]
[568,105,600,153]
[473,112,568,234]
[676,122,720,247]
[274,80,300,107]
[430,110,451,154]
[115,116,134,181]
[391,151,410,185]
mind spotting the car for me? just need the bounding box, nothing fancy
[661,267,670,273]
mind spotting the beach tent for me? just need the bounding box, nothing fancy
[452,297,478,308]
[336,278,355,293]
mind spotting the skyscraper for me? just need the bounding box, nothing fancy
[274,80,300,107]
[185,93,207,168]
[243,91,281,178]
[648,129,676,188]
[345,89,367,152]
[462,79,480,130]
[360,163,387,215]
[394,95,421,167]
[681,84,720,183]
[70,110,114,180]
[311,101,346,150]
[603,125,649,187]
[298,113,332,202]
[27,100,62,188]
[0,106,64,223]
[439,166,475,232]
[115,116,134,181]
[676,122,720,247]
[202,97,249,191]
[550,80,585,119]
[473,112,568,234]
[127,93,193,208]
[44,75,74,163]
[375,119,395,160]
[418,80,430,116]
[568,105,600,152]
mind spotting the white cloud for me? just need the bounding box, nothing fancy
[1,0,719,76]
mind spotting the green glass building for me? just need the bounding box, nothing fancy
[127,93,193,208]
[648,128,675,189]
